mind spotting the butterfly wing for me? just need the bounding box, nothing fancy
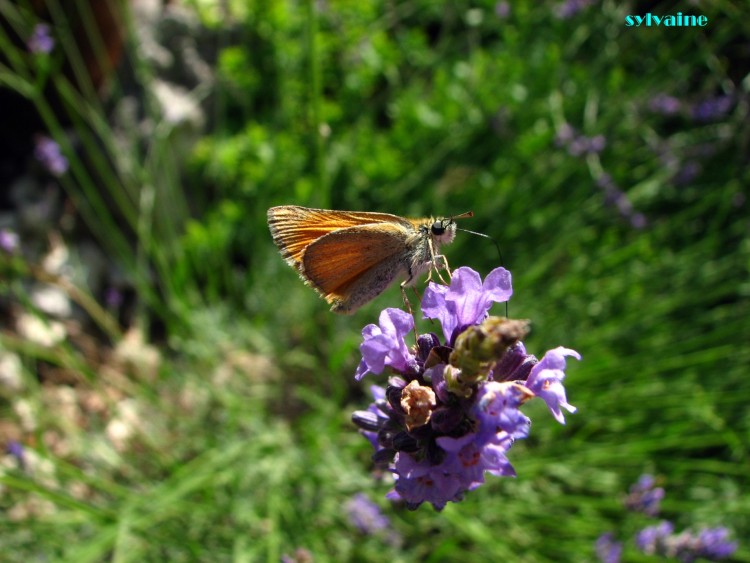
[301,223,407,291]
[267,206,412,271]
[300,223,412,312]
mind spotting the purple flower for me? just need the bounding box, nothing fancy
[0,228,20,253]
[555,0,595,20]
[594,173,647,229]
[28,23,54,54]
[422,266,512,344]
[34,136,68,176]
[495,1,510,18]
[6,441,26,471]
[473,381,532,440]
[389,453,465,511]
[649,93,682,115]
[346,493,397,542]
[636,521,737,562]
[629,212,647,229]
[351,267,580,510]
[105,287,124,309]
[438,433,516,482]
[692,95,733,122]
[525,346,579,424]
[673,161,701,186]
[568,137,590,157]
[636,521,674,554]
[624,474,664,516]
[595,532,622,563]
[355,308,416,380]
[588,134,606,154]
[693,527,738,561]
[555,123,576,146]
[556,124,607,156]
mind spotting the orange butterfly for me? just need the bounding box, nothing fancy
[267,205,471,314]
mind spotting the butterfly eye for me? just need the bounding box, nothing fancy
[431,220,446,235]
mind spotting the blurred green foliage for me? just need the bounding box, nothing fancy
[0,0,749,561]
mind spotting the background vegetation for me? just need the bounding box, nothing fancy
[0,0,748,561]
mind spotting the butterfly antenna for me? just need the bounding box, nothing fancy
[457,227,509,318]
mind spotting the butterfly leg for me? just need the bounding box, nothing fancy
[426,237,452,284]
[432,254,452,284]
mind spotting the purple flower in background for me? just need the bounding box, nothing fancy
[673,161,701,186]
[351,267,580,510]
[595,173,647,229]
[495,1,510,18]
[555,123,576,146]
[346,493,389,533]
[692,95,733,122]
[28,23,54,54]
[6,441,26,471]
[629,212,647,229]
[604,479,738,561]
[555,0,596,19]
[649,93,682,115]
[693,527,738,561]
[636,521,674,554]
[625,474,664,516]
[557,126,646,228]
[555,124,606,156]
[105,287,124,309]
[34,136,68,176]
[588,134,606,153]
[0,228,20,253]
[636,521,737,561]
[595,532,622,563]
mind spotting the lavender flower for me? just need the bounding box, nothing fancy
[595,173,647,229]
[525,346,579,423]
[346,493,400,546]
[595,532,622,563]
[495,1,510,18]
[624,474,664,516]
[636,521,737,562]
[421,266,512,344]
[636,521,675,555]
[105,287,124,309]
[673,161,701,186]
[648,93,682,116]
[0,228,20,253]
[555,0,596,20]
[27,23,54,54]
[692,527,738,561]
[355,308,417,381]
[603,479,738,561]
[691,95,733,122]
[351,267,580,510]
[34,136,68,176]
[555,124,606,156]
[556,125,645,227]
[6,441,26,471]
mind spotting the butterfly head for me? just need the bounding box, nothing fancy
[429,217,458,245]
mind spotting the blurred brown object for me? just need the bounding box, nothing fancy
[28,0,126,91]
[0,0,126,202]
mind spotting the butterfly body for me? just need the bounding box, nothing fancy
[267,205,460,313]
